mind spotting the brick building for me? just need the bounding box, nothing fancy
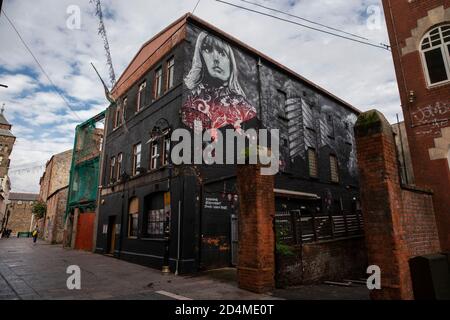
[95,13,365,280]
[3,193,39,236]
[39,150,72,244]
[382,0,450,251]
[0,107,15,234]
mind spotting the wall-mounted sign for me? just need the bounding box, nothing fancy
[204,197,228,211]
[102,224,108,234]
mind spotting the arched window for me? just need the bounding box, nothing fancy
[420,24,450,87]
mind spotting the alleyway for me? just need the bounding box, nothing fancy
[0,238,369,300]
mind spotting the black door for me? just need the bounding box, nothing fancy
[106,216,116,254]
[200,193,233,269]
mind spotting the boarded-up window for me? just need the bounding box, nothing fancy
[330,155,339,183]
[128,197,139,238]
[308,148,318,178]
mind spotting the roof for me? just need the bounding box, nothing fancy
[112,14,188,98]
[112,13,361,114]
[9,193,39,201]
[0,128,15,138]
[0,113,11,126]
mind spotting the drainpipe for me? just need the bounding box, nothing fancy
[92,110,108,252]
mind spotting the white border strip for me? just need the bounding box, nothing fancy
[156,290,193,300]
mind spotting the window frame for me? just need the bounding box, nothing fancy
[153,67,163,99]
[109,156,116,183]
[137,81,147,112]
[150,140,160,171]
[161,134,171,167]
[132,143,142,176]
[166,57,175,91]
[114,105,121,129]
[116,153,123,181]
[307,148,318,178]
[128,197,139,239]
[420,24,450,88]
[329,154,339,183]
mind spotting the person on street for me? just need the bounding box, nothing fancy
[32,225,38,244]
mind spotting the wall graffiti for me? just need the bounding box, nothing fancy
[411,101,450,126]
[182,31,257,136]
[184,25,360,180]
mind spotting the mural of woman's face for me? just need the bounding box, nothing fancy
[201,36,231,83]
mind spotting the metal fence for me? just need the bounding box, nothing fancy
[275,210,364,245]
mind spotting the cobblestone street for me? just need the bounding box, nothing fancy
[0,238,369,300]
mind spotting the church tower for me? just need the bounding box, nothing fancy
[0,104,16,179]
[0,104,16,233]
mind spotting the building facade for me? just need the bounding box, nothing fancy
[64,112,105,251]
[3,193,39,236]
[0,108,15,234]
[95,14,363,275]
[382,0,450,251]
[39,149,72,244]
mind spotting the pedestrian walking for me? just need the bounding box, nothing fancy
[32,226,38,244]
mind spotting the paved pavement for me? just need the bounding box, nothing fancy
[0,238,369,300]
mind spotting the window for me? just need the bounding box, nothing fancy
[166,57,175,90]
[114,105,122,129]
[420,24,450,86]
[132,143,142,176]
[154,67,163,99]
[147,209,166,236]
[137,82,146,111]
[122,97,128,119]
[109,156,116,183]
[116,153,123,180]
[162,134,171,166]
[145,193,167,238]
[326,114,335,138]
[307,148,318,178]
[128,197,139,238]
[150,140,159,170]
[330,155,339,183]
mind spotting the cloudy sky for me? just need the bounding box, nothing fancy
[0,0,401,193]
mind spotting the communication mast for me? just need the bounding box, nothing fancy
[90,0,116,88]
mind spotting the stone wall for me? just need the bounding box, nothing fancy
[276,236,367,287]
[44,188,68,244]
[5,199,35,235]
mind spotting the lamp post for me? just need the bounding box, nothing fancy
[0,84,8,88]
[162,215,171,274]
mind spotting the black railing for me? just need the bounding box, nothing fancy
[275,210,364,245]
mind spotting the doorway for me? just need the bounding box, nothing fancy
[106,216,116,254]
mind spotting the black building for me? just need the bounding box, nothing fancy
[95,13,361,274]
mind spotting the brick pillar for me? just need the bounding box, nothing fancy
[354,110,413,300]
[236,164,275,293]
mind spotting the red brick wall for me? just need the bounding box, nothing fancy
[236,164,275,293]
[74,212,95,251]
[382,0,450,251]
[401,187,441,257]
[355,110,441,299]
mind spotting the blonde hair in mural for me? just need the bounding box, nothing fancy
[184,31,247,98]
